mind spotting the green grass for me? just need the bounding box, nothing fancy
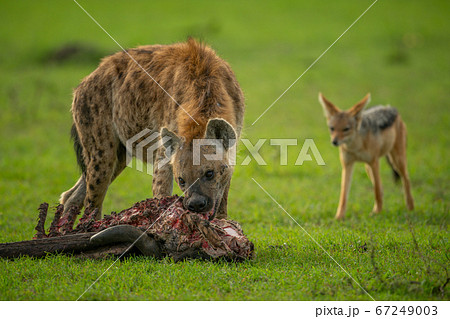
[0,0,448,300]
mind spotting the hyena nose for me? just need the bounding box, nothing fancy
[187,197,208,212]
[332,139,339,146]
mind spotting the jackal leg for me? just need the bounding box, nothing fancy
[365,163,383,213]
[388,122,414,210]
[336,160,354,220]
[389,154,414,210]
[365,163,375,184]
[369,159,383,214]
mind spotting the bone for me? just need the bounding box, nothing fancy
[90,225,162,258]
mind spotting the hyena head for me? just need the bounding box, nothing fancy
[160,118,236,217]
[318,93,371,146]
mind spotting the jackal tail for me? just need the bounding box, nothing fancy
[386,156,401,183]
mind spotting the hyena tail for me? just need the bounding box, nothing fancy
[386,156,401,183]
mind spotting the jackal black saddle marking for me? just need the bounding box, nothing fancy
[361,105,398,133]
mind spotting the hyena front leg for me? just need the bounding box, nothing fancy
[152,147,174,198]
[215,180,230,219]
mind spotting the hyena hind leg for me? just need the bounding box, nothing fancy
[60,175,87,210]
[61,143,126,218]
[110,143,128,183]
[84,145,124,220]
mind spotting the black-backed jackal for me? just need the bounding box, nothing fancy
[319,93,414,220]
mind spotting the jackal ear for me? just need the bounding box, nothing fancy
[318,93,340,118]
[349,93,371,119]
[205,118,237,150]
[160,127,182,158]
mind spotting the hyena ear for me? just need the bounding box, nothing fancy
[318,93,340,118]
[160,127,182,159]
[205,118,237,150]
[348,93,371,119]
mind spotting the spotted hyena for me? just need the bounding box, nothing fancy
[60,39,245,220]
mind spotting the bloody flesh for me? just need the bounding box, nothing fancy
[22,195,254,261]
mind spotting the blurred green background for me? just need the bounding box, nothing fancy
[0,0,448,300]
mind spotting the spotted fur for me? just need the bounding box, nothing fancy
[60,39,245,219]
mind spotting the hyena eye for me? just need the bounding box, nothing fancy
[178,177,186,187]
[329,127,335,132]
[205,170,214,180]
[343,127,350,132]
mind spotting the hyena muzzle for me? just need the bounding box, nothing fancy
[60,39,245,220]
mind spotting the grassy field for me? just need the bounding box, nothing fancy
[0,0,448,300]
